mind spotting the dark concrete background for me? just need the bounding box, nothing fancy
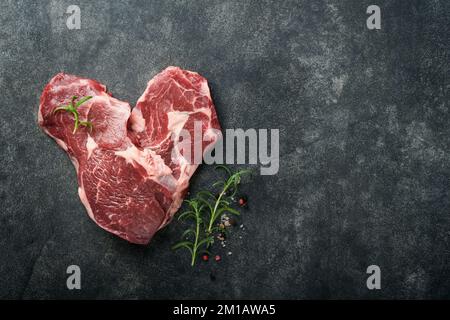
[0,0,449,299]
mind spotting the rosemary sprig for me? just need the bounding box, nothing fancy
[172,199,213,266]
[53,95,93,133]
[197,165,250,238]
[173,166,250,265]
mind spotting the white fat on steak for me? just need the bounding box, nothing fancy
[114,144,172,176]
[86,135,98,159]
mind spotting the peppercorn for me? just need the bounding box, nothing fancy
[238,196,247,207]
[202,254,209,262]
[215,255,221,262]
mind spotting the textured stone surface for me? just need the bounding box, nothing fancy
[0,0,449,299]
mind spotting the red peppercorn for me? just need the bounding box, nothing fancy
[238,197,247,206]
[215,255,221,262]
[202,254,209,261]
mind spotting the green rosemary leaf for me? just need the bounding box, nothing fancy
[75,96,93,108]
[197,236,214,248]
[172,241,193,253]
[212,180,225,188]
[181,229,195,239]
[177,211,195,221]
[79,121,93,130]
[197,190,215,200]
[222,206,240,216]
[219,199,230,206]
[72,111,79,134]
[53,105,70,114]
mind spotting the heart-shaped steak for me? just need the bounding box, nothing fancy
[38,67,221,244]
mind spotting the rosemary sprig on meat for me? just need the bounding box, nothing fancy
[53,95,93,133]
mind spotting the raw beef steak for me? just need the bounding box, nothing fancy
[38,67,221,244]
